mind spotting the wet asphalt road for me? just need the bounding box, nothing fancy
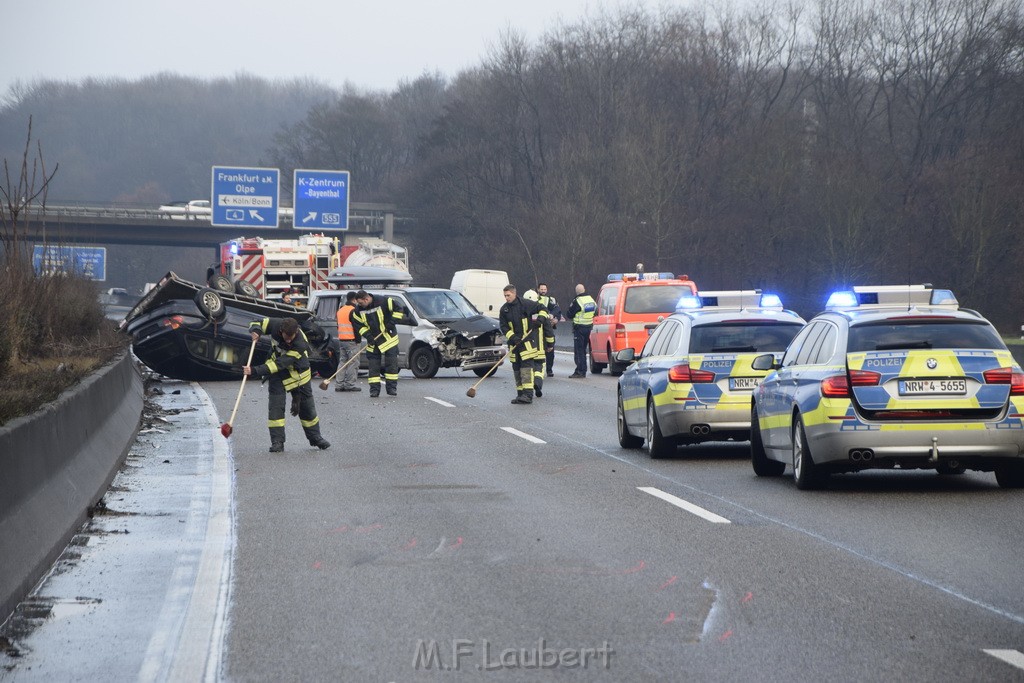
[5,348,1024,681]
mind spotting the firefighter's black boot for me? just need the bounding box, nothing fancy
[269,441,284,453]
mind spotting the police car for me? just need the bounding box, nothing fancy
[750,285,1024,489]
[616,291,806,458]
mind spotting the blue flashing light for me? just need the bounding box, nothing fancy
[826,290,858,309]
[930,289,958,306]
[675,294,703,311]
[759,293,783,308]
[230,242,239,256]
[607,273,624,282]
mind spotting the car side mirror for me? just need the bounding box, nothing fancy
[615,348,635,363]
[751,353,779,371]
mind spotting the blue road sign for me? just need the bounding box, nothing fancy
[211,166,280,227]
[293,169,350,230]
[33,245,106,281]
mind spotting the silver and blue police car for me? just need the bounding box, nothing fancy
[750,285,1024,489]
[616,291,806,458]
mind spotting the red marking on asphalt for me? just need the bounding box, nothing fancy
[356,523,383,533]
[402,538,418,550]
[449,537,463,549]
[659,576,678,590]
[329,524,350,533]
[623,560,646,574]
[718,629,733,643]
[312,561,322,570]
[741,592,753,603]
[662,612,676,624]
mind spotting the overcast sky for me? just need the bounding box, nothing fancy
[1,0,715,96]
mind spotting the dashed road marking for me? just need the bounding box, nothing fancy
[638,487,731,524]
[425,396,455,407]
[502,427,546,444]
[984,649,1024,670]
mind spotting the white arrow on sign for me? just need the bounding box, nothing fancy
[249,210,265,222]
[302,211,318,224]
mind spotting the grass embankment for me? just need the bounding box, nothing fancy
[0,259,128,426]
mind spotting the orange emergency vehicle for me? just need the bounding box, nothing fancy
[589,270,698,375]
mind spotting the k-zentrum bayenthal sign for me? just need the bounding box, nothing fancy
[293,169,350,230]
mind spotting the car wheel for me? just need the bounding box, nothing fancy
[617,392,643,449]
[590,349,605,374]
[209,275,234,293]
[647,398,674,459]
[234,279,260,298]
[410,346,440,379]
[472,366,492,378]
[751,404,785,477]
[792,415,825,490]
[995,462,1024,488]
[194,288,225,321]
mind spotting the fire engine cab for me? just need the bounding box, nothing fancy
[589,268,698,376]
[210,235,409,306]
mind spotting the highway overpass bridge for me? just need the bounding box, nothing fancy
[3,202,406,249]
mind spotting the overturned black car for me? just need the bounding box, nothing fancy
[119,272,338,381]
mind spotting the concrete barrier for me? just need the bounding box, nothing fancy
[0,353,143,624]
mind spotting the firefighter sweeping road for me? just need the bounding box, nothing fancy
[5,355,1024,681]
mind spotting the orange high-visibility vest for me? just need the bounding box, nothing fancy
[336,304,356,341]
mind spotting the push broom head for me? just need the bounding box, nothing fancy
[220,423,233,438]
[466,387,477,398]
[319,380,330,390]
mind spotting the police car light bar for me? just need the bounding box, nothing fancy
[681,290,784,311]
[607,272,676,282]
[826,285,958,310]
[675,294,703,311]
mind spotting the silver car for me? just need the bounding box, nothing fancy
[751,285,1024,489]
[309,283,506,379]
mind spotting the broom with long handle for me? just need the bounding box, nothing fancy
[220,335,258,438]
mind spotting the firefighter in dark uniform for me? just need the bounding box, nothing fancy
[536,282,562,377]
[499,284,550,404]
[522,289,555,397]
[352,289,405,398]
[245,316,330,453]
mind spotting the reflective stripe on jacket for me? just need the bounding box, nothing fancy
[352,295,405,352]
[337,304,356,341]
[499,297,549,361]
[571,295,597,326]
[248,317,313,391]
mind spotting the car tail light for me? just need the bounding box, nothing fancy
[849,369,882,386]
[984,367,1024,395]
[822,369,879,398]
[614,324,626,339]
[162,315,184,330]
[668,364,715,383]
[821,374,850,398]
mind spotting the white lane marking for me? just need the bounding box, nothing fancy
[532,429,1024,625]
[502,427,547,444]
[638,487,731,524]
[984,650,1024,670]
[425,396,455,407]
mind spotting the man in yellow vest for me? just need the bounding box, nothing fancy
[334,291,362,392]
[566,283,596,377]
[245,316,330,452]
